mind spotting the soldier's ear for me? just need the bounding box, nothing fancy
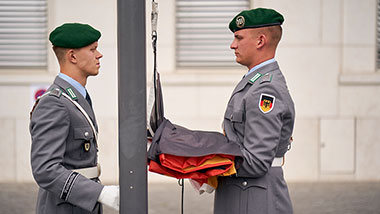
[67,49,77,64]
[257,34,266,49]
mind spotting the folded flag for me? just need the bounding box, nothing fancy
[147,118,242,193]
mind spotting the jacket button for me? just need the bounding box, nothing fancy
[242,181,248,186]
[84,132,89,137]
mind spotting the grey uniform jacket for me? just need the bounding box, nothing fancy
[30,76,103,214]
[214,62,295,214]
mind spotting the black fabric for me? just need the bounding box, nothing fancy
[148,72,164,136]
[148,118,243,162]
[60,172,79,201]
[85,91,92,108]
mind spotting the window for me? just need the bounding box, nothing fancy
[176,0,249,68]
[0,0,47,67]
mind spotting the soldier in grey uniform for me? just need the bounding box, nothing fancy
[214,8,295,214]
[30,23,119,213]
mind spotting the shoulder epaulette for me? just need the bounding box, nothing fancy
[260,73,273,84]
[48,88,63,98]
[30,88,61,119]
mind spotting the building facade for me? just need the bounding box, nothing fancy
[0,0,379,183]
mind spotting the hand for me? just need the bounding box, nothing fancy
[98,185,119,210]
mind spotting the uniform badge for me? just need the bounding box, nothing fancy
[236,16,245,28]
[249,73,262,84]
[84,142,90,152]
[66,87,77,99]
[259,93,275,113]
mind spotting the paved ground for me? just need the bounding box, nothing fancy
[1,181,380,214]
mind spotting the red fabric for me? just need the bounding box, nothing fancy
[148,153,235,180]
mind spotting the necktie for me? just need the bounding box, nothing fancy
[85,90,92,108]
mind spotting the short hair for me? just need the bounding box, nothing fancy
[267,25,282,48]
[254,25,282,49]
[52,46,69,64]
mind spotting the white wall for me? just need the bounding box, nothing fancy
[0,0,380,183]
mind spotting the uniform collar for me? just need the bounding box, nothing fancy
[230,61,279,98]
[245,58,276,77]
[54,76,98,130]
[58,73,87,98]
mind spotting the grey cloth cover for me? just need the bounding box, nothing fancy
[148,118,242,162]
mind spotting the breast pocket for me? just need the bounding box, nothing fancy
[225,107,245,136]
[73,127,95,160]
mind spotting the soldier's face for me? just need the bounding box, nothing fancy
[74,42,103,77]
[230,29,259,69]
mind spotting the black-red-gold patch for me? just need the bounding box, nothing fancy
[259,93,275,113]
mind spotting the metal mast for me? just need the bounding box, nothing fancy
[117,0,147,213]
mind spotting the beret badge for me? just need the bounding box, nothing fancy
[236,16,245,28]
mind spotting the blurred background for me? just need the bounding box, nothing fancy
[0,0,379,212]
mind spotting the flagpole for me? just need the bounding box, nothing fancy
[117,0,148,213]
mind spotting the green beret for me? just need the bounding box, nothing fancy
[229,8,284,32]
[49,23,101,48]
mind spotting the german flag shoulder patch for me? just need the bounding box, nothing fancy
[259,93,275,113]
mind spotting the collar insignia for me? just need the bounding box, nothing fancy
[249,73,262,84]
[66,87,77,100]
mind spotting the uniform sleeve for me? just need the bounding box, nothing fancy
[30,96,103,212]
[238,83,285,177]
